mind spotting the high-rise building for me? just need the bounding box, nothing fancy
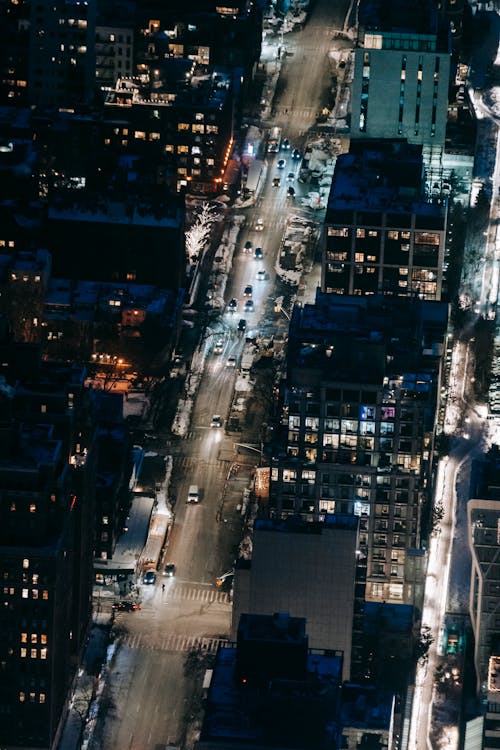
[0,0,30,106]
[0,346,96,749]
[323,140,447,300]
[350,0,451,173]
[231,515,361,681]
[269,291,448,605]
[28,0,97,109]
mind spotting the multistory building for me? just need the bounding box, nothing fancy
[103,62,236,193]
[28,0,97,109]
[95,0,135,95]
[45,189,185,288]
[0,346,96,749]
[269,291,448,605]
[0,0,30,106]
[198,612,344,750]
[350,0,451,175]
[231,515,361,680]
[323,139,447,300]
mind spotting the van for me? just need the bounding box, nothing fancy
[187,484,199,504]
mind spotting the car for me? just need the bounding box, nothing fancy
[243,240,253,254]
[227,298,238,313]
[273,176,281,187]
[163,563,176,578]
[142,570,157,585]
[112,600,141,612]
[214,337,224,354]
[255,218,264,231]
[292,148,301,160]
[288,186,295,197]
[187,484,199,503]
[256,269,266,281]
[238,318,247,332]
[254,247,263,260]
[210,414,223,428]
[244,299,254,313]
[277,158,286,169]
[282,138,290,150]
[243,285,253,297]
[287,172,295,182]
[227,355,237,367]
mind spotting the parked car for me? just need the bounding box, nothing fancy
[112,600,141,611]
[142,570,157,585]
[163,563,176,578]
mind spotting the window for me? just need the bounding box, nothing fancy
[41,404,46,414]
[31,634,37,644]
[355,252,364,263]
[41,635,47,645]
[22,589,28,599]
[42,590,49,600]
[40,693,46,703]
[40,648,47,660]
[328,227,349,237]
[19,692,25,702]
[283,469,296,482]
[20,649,27,658]
[21,633,27,643]
[29,504,36,513]
[178,123,190,131]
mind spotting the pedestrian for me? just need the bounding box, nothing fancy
[162,584,165,593]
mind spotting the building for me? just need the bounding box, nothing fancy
[45,189,185,289]
[95,0,135,95]
[0,347,97,749]
[231,515,360,681]
[28,0,97,109]
[103,61,236,194]
[269,291,448,606]
[467,497,500,693]
[340,683,395,750]
[350,0,451,175]
[323,140,447,300]
[197,612,344,750]
[0,0,30,106]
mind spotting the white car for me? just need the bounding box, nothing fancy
[227,355,237,368]
[255,218,264,231]
[214,337,224,354]
[256,269,266,281]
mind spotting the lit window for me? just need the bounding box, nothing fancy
[30,504,36,513]
[355,253,364,263]
[10,502,15,512]
[40,693,46,703]
[40,648,47,660]
[41,404,46,413]
[22,589,28,599]
[19,692,25,702]
[31,634,38,644]
[41,635,47,644]
[21,633,27,643]
[20,649,27,658]
[42,590,49,600]
[23,560,29,569]
[30,649,37,659]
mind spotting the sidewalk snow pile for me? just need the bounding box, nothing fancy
[171,344,208,437]
[206,214,246,309]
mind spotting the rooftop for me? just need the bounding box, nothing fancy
[255,514,359,536]
[340,682,394,731]
[326,140,446,220]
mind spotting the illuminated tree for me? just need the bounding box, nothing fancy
[185,203,218,265]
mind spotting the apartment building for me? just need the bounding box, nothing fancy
[269,291,448,605]
[323,140,447,300]
[28,0,97,109]
[351,0,451,157]
[103,62,235,193]
[0,348,97,749]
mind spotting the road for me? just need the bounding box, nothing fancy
[91,2,354,748]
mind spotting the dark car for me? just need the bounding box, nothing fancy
[227,297,238,313]
[112,600,141,612]
[244,299,254,313]
[292,148,301,160]
[243,240,253,254]
[238,318,247,332]
[282,138,290,150]
[288,186,295,197]
[254,247,263,260]
[163,563,176,578]
[277,158,286,169]
[272,176,281,187]
[142,570,157,585]
[243,285,253,297]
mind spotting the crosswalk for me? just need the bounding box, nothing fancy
[121,632,229,654]
[166,584,230,604]
[173,456,228,470]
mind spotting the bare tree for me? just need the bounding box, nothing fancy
[185,203,218,265]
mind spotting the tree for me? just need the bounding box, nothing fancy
[185,203,219,265]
